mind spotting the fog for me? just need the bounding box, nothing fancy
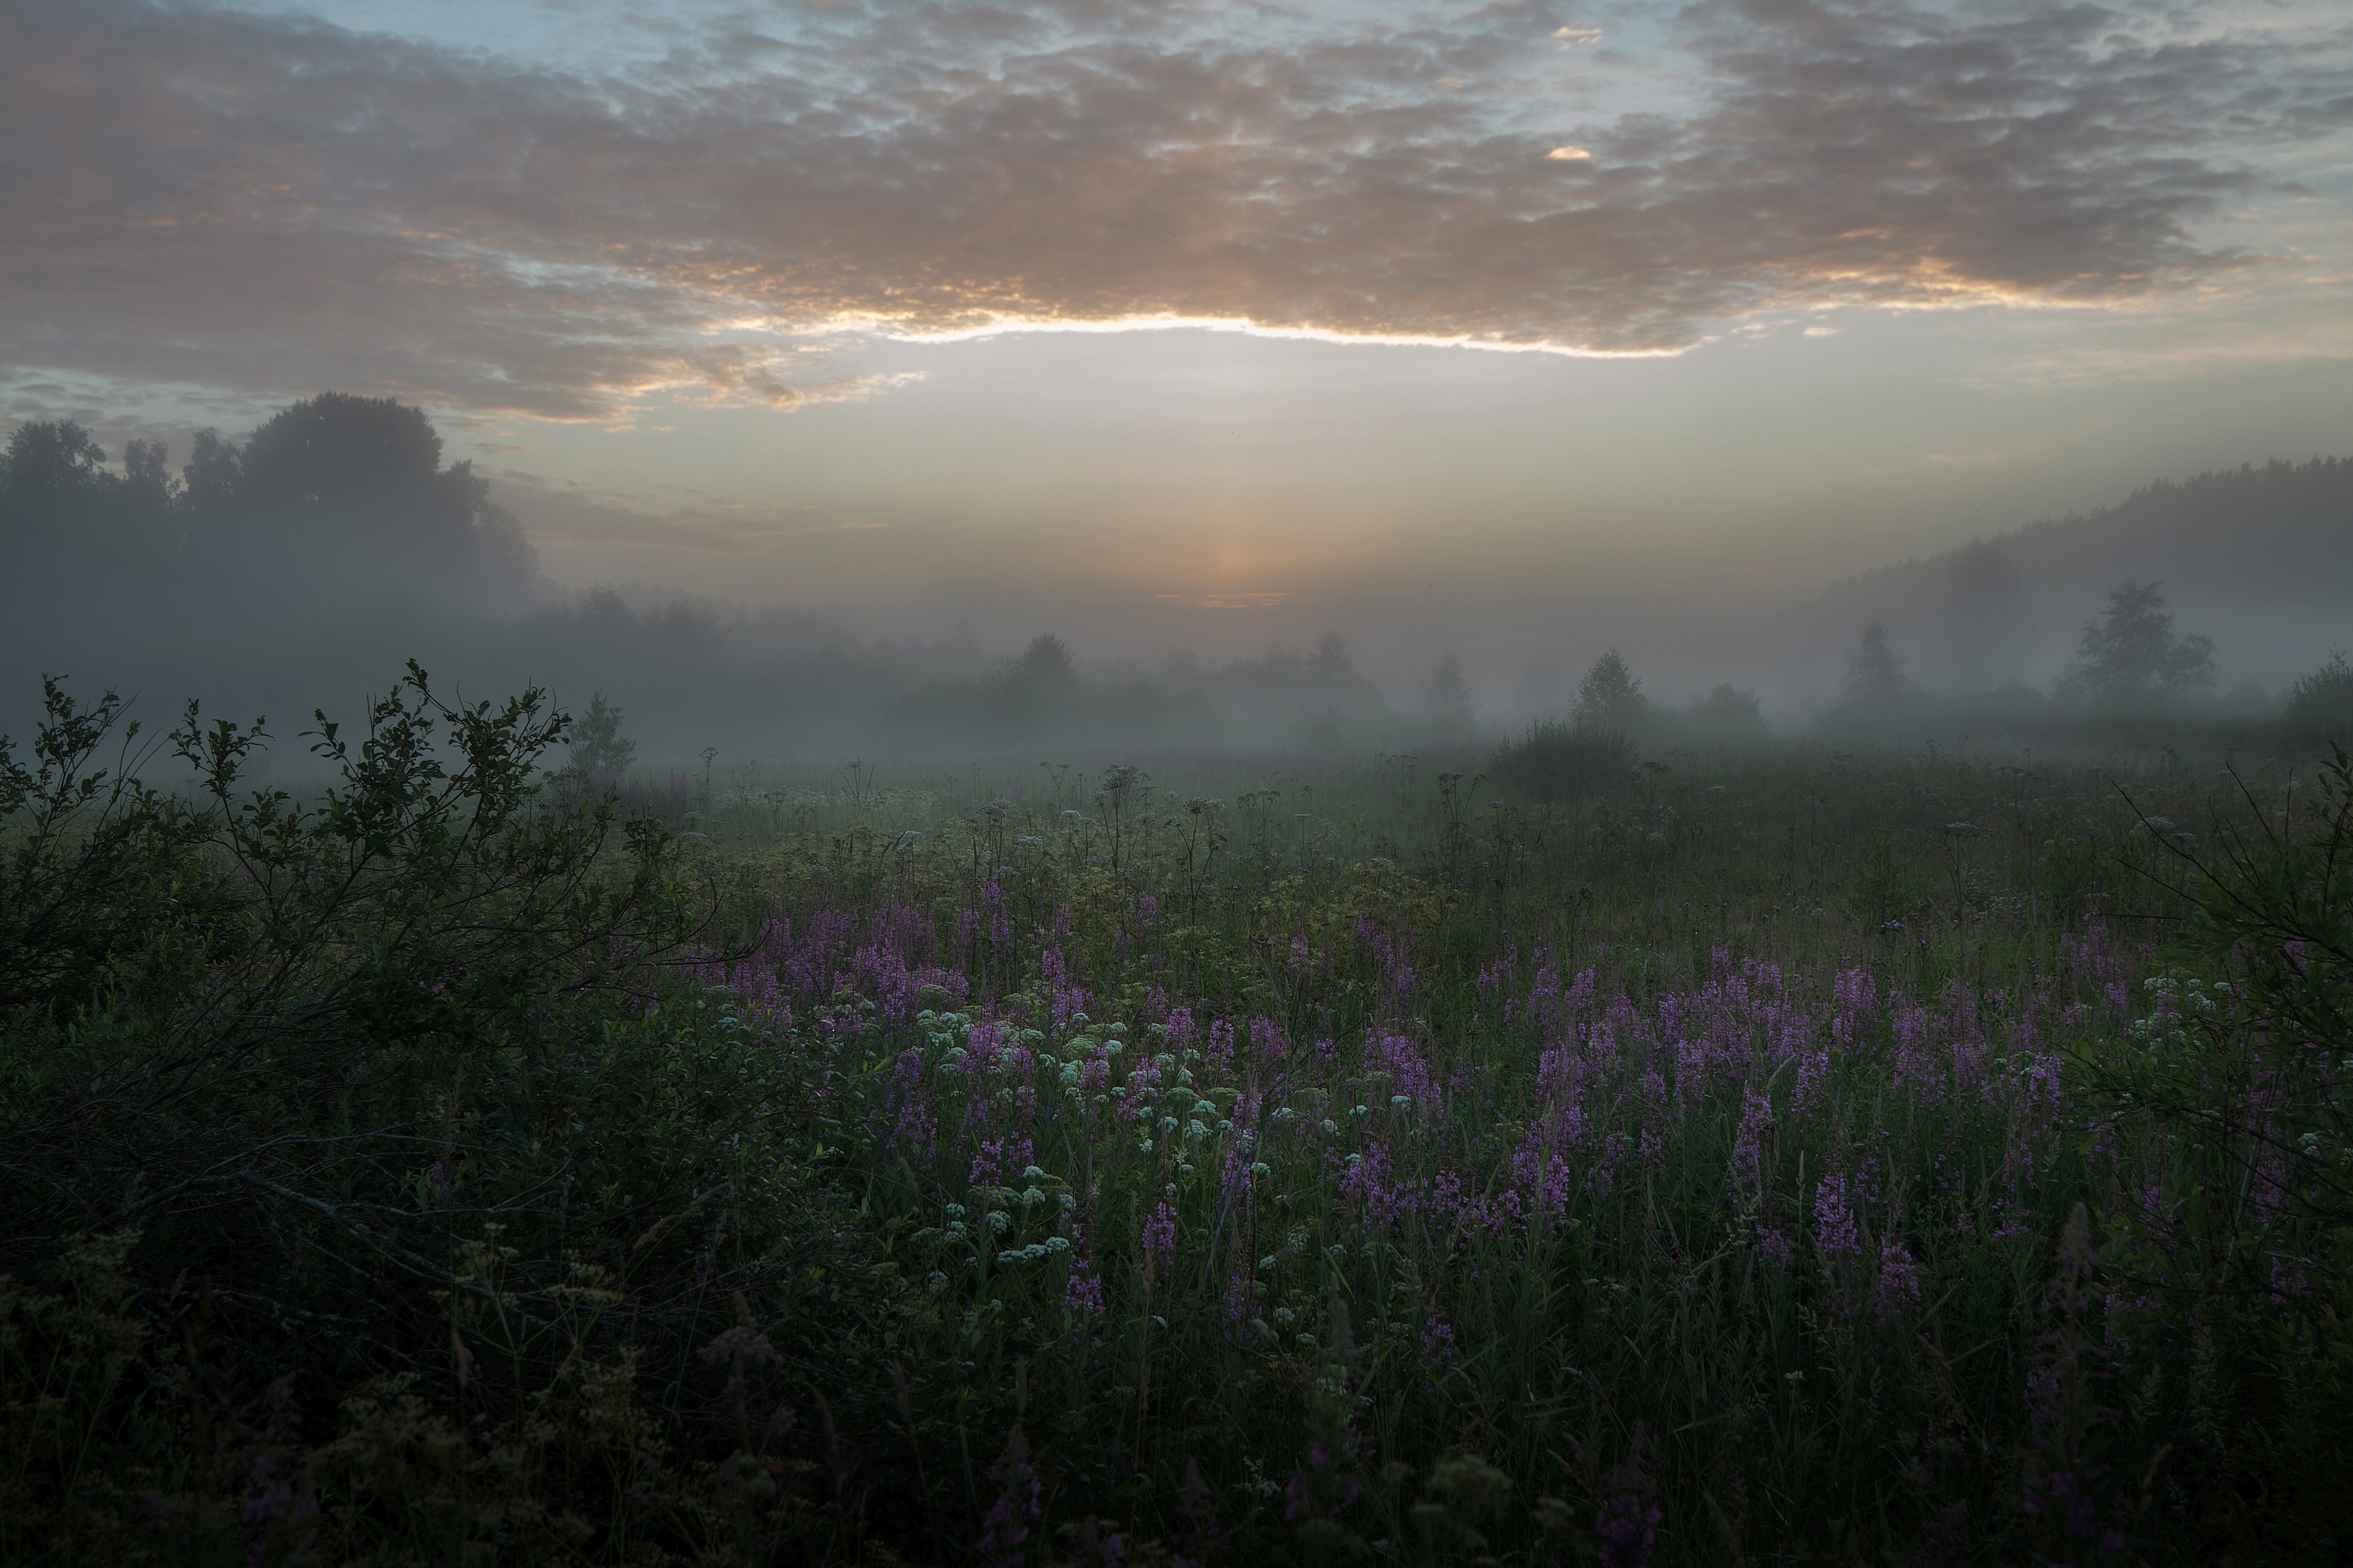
[5,393,2350,777]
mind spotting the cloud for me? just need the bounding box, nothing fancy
[3,0,2348,421]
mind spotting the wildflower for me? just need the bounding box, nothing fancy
[1813,1171,1861,1261]
[1142,1202,1178,1261]
[1874,1237,1924,1320]
[978,1427,1043,1568]
[1595,1435,1661,1567]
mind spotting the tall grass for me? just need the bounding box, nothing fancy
[3,680,2347,1564]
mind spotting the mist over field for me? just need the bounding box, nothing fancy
[5,394,2350,768]
[11,3,2353,1565]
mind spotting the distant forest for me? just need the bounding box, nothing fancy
[4,394,2350,763]
[1810,457,2353,696]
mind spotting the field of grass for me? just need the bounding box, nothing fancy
[3,670,2349,1565]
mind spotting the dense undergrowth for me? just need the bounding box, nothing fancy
[3,671,2350,1565]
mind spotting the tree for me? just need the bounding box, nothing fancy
[1010,633,1076,687]
[2066,580,2215,706]
[1572,649,1646,732]
[180,427,242,514]
[1306,631,1356,684]
[1426,651,1474,735]
[1,421,112,508]
[237,391,446,513]
[119,438,174,510]
[563,690,637,778]
[1839,622,1911,708]
[233,391,539,597]
[1689,682,1767,739]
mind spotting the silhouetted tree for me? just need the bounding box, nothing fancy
[1,421,180,575]
[576,586,635,637]
[225,391,537,597]
[1306,631,1356,683]
[645,596,723,655]
[1,421,110,508]
[563,690,637,778]
[119,438,173,511]
[1689,682,1767,739]
[180,427,243,513]
[1011,633,1076,686]
[239,392,448,513]
[2065,581,2216,706]
[1839,622,1911,708]
[1426,651,1474,735]
[1572,649,1646,732]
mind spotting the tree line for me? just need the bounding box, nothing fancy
[1,393,539,607]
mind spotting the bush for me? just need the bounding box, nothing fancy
[1488,719,1633,802]
[0,666,865,1565]
[2284,651,2353,740]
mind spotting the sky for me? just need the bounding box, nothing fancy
[6,0,2353,654]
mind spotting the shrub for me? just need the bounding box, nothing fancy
[2284,651,2353,740]
[1488,719,1633,802]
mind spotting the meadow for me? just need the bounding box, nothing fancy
[3,668,2348,1565]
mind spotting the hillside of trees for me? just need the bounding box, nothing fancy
[1810,457,2353,694]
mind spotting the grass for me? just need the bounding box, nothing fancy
[3,675,2348,1565]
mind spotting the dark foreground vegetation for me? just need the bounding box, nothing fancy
[4,667,2352,1566]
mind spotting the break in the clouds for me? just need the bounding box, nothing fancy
[4,0,2350,420]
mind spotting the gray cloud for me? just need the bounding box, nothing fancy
[4,0,2348,419]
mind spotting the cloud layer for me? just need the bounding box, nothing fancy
[5,0,2349,419]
